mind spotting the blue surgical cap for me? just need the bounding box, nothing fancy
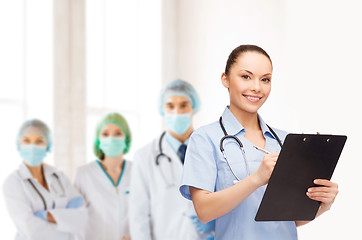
[16,119,52,152]
[159,79,200,116]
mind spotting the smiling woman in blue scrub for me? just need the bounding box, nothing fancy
[179,45,339,239]
[129,79,215,240]
[3,119,87,240]
[74,113,132,240]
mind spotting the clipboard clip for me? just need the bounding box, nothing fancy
[302,132,320,142]
[303,132,331,143]
[316,132,331,142]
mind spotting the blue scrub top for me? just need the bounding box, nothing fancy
[180,106,298,240]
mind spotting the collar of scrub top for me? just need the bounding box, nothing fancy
[19,162,57,180]
[222,106,278,140]
[165,131,189,153]
[96,159,127,187]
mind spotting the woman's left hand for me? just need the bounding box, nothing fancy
[306,179,339,213]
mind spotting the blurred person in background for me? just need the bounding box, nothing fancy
[74,112,132,240]
[3,119,87,240]
[129,79,215,240]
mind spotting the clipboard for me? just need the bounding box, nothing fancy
[255,133,347,221]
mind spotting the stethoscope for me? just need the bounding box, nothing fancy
[27,173,66,210]
[155,131,177,188]
[219,116,283,184]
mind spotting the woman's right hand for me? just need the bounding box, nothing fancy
[253,153,279,186]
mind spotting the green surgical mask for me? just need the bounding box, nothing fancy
[99,137,126,158]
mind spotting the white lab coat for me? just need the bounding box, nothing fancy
[129,135,204,240]
[74,160,131,240]
[2,163,87,240]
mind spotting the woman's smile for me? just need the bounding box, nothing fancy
[243,94,262,103]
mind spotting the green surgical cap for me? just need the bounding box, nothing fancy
[93,112,132,160]
[158,79,201,116]
[16,119,52,152]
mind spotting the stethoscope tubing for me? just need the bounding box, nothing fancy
[27,179,47,210]
[28,173,64,210]
[220,135,250,181]
[155,131,171,165]
[219,116,282,182]
[155,132,176,187]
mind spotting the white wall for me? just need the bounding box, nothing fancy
[168,0,362,238]
[284,1,362,239]
[85,0,162,166]
[173,0,288,129]
[0,1,54,237]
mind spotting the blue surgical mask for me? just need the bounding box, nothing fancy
[99,137,126,158]
[165,113,192,135]
[19,145,47,166]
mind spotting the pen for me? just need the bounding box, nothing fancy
[253,145,271,154]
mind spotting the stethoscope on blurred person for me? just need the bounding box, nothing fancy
[219,116,283,184]
[155,132,177,188]
[27,173,66,210]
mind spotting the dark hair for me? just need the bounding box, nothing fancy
[224,44,272,76]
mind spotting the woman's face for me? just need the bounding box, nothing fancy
[20,133,47,147]
[164,95,193,115]
[100,123,124,138]
[222,51,272,114]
